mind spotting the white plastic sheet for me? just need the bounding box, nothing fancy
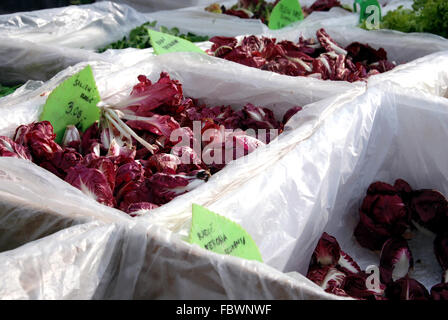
[0,221,124,300]
[0,216,347,300]
[0,52,361,249]
[160,82,448,294]
[0,52,364,299]
[0,2,147,49]
[3,79,446,299]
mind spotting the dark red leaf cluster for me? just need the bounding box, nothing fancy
[306,232,385,300]
[322,178,448,300]
[354,179,448,250]
[1,73,303,217]
[303,0,342,14]
[209,28,396,82]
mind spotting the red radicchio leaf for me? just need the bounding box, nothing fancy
[149,170,210,205]
[240,103,282,130]
[148,153,181,174]
[307,265,331,286]
[0,136,32,160]
[125,114,180,138]
[224,9,251,19]
[379,237,414,285]
[282,106,303,125]
[430,282,448,300]
[18,121,62,163]
[316,28,347,56]
[209,36,238,53]
[106,139,136,166]
[345,42,388,64]
[320,267,347,294]
[80,122,100,156]
[65,165,115,207]
[410,189,448,235]
[354,211,393,251]
[62,125,81,151]
[393,178,414,204]
[354,182,410,251]
[126,202,159,217]
[337,251,361,275]
[169,127,197,148]
[343,272,386,300]
[304,0,341,14]
[114,161,145,193]
[209,29,395,82]
[40,147,83,179]
[434,232,448,271]
[86,157,117,192]
[309,232,341,268]
[201,130,265,170]
[125,73,183,116]
[116,180,152,212]
[171,145,204,173]
[385,277,430,300]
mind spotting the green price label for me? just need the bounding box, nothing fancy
[39,65,101,144]
[148,29,205,55]
[189,204,263,262]
[354,0,381,26]
[268,0,304,30]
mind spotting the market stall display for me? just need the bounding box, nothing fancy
[1,0,448,301]
[0,52,360,252]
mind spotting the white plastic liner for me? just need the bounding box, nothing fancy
[370,50,448,98]
[3,79,446,299]
[0,49,365,299]
[0,2,147,49]
[0,221,124,300]
[0,217,348,300]
[161,82,448,293]
[0,52,362,250]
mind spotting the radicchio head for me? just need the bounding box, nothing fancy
[65,165,115,207]
[354,181,410,251]
[434,232,448,271]
[385,277,430,300]
[410,189,448,235]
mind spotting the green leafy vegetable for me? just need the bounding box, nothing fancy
[97,21,209,53]
[368,0,448,38]
[0,84,22,98]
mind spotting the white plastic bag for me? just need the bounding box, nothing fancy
[369,50,448,98]
[163,81,448,295]
[0,2,147,50]
[0,52,361,250]
[0,53,362,299]
[0,216,347,300]
[0,221,125,300]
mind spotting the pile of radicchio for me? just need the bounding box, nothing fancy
[307,179,448,300]
[0,72,301,217]
[208,28,396,82]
